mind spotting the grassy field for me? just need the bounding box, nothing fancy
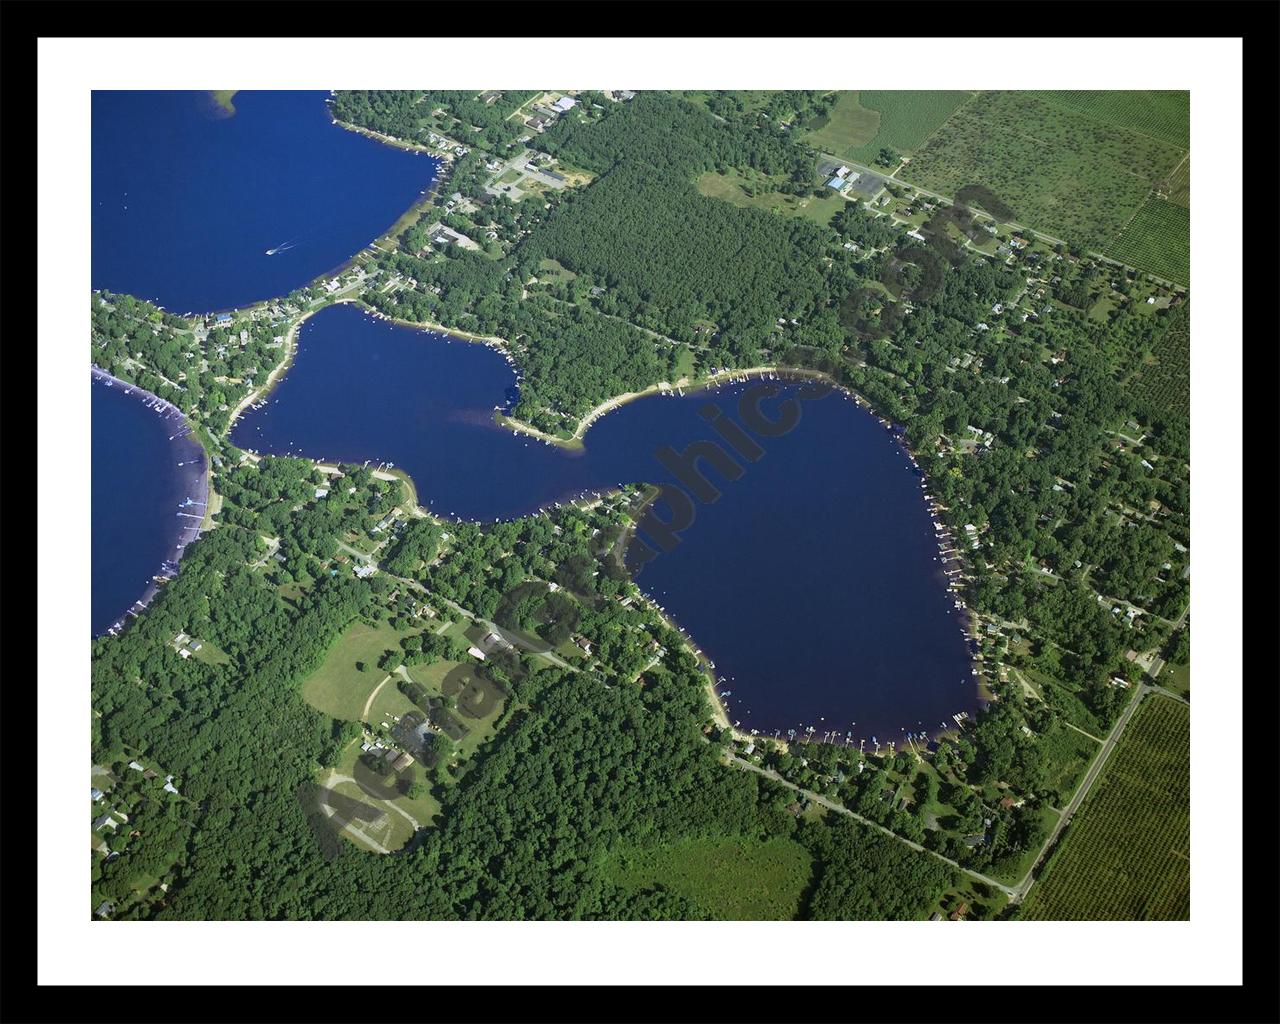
[990,803,1062,886]
[800,92,881,157]
[1039,720,1102,806]
[842,90,975,162]
[406,658,509,762]
[1019,695,1190,920]
[677,90,775,116]
[301,621,406,721]
[696,169,846,227]
[605,836,814,919]
[323,741,441,853]
[536,257,578,284]
[1105,197,1190,286]
[904,91,1187,259]
[1162,660,1190,698]
[191,640,232,667]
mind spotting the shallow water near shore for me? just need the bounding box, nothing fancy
[91,372,208,636]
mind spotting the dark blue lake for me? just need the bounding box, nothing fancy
[91,90,437,314]
[231,303,980,741]
[92,373,208,637]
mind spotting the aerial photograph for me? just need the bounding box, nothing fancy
[84,84,1195,928]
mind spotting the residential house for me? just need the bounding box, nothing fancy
[391,752,415,772]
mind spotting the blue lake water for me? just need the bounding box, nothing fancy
[92,89,978,742]
[231,304,979,741]
[91,90,437,314]
[91,373,208,636]
[91,89,433,635]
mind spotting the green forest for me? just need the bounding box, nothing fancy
[90,90,1191,922]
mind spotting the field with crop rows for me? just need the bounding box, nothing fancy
[1159,155,1191,208]
[904,91,1187,254]
[843,91,975,162]
[1106,197,1190,286]
[802,91,974,164]
[1019,695,1189,920]
[1128,302,1190,423]
[800,92,880,157]
[1030,90,1189,148]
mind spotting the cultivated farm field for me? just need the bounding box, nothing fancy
[800,92,880,157]
[802,90,973,163]
[843,90,975,162]
[1030,90,1190,148]
[903,91,1189,276]
[1106,197,1190,286]
[1159,156,1191,208]
[1018,695,1189,920]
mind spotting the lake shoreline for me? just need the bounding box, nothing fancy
[227,306,982,745]
[91,366,211,637]
[225,302,343,432]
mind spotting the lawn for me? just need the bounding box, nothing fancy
[903,91,1187,254]
[988,802,1060,886]
[1020,665,1110,738]
[1019,695,1190,919]
[365,675,420,730]
[1161,660,1190,699]
[536,257,578,284]
[323,740,441,853]
[301,620,406,721]
[604,836,814,919]
[407,657,509,762]
[672,345,698,381]
[191,639,232,667]
[695,169,846,227]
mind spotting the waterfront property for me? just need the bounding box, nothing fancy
[91,371,208,636]
[229,303,979,741]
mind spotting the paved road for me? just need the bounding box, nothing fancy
[731,679,1162,905]
[336,538,377,565]
[1007,682,1151,900]
[839,155,1187,288]
[729,755,1018,899]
